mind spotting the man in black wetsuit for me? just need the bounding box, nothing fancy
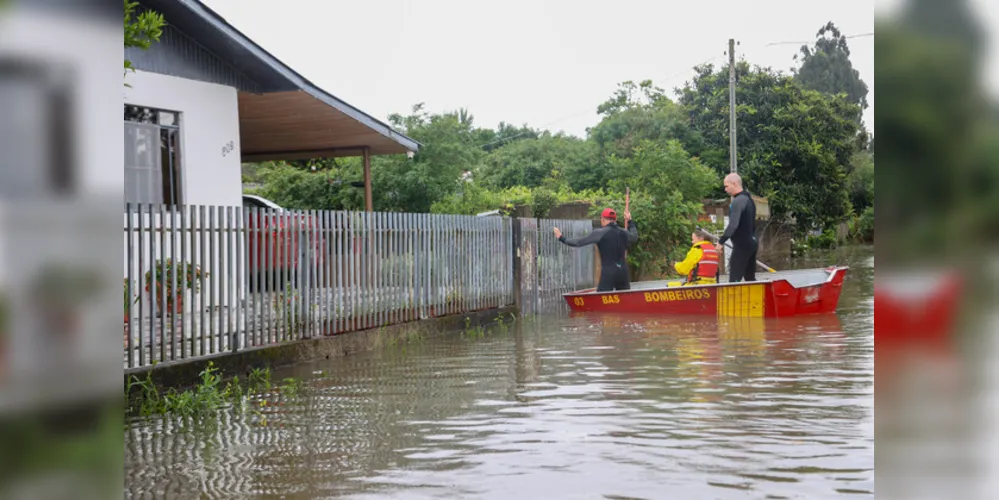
[717,173,758,282]
[553,208,638,291]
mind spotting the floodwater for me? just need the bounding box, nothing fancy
[124,246,874,499]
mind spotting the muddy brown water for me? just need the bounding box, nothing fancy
[125,246,873,499]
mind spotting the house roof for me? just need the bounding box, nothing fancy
[139,0,420,157]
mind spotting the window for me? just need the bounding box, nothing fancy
[124,105,181,205]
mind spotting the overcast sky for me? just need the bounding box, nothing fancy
[204,0,876,138]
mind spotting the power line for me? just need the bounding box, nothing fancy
[476,31,874,150]
[765,32,874,47]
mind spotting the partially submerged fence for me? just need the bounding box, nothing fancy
[124,204,594,368]
[515,218,596,315]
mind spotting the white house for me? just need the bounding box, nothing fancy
[122,0,420,347]
[124,0,420,209]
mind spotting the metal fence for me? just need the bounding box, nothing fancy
[517,218,596,315]
[124,204,516,368]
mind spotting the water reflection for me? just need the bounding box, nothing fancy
[125,247,874,499]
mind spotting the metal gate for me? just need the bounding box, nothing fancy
[515,218,595,315]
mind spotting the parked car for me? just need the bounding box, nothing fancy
[242,194,323,292]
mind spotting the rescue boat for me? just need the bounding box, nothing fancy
[562,266,848,318]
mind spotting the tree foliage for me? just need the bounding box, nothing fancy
[847,150,874,214]
[585,81,710,189]
[678,62,860,230]
[124,0,165,82]
[793,22,870,114]
[594,139,717,278]
[606,140,717,205]
[246,21,877,275]
[477,133,596,190]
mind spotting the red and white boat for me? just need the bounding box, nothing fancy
[563,266,849,318]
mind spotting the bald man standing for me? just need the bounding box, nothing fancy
[717,173,758,282]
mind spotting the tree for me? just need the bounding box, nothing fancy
[245,161,364,211]
[375,104,487,212]
[603,140,718,279]
[124,0,165,83]
[793,22,870,113]
[793,22,871,150]
[847,150,874,215]
[476,132,595,190]
[605,140,717,205]
[678,63,860,231]
[474,122,540,152]
[588,81,710,174]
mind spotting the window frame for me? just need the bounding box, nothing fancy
[124,104,183,206]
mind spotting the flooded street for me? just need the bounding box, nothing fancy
[125,246,873,499]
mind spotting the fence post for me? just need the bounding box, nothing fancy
[587,219,600,288]
[511,217,522,313]
[302,218,312,339]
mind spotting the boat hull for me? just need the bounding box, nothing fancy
[563,266,848,318]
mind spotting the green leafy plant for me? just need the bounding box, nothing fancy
[531,187,558,219]
[126,362,303,419]
[806,229,839,250]
[462,317,486,339]
[143,259,205,312]
[849,206,874,243]
[144,258,204,293]
[272,281,305,332]
[124,0,165,83]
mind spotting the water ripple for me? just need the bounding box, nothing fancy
[125,253,874,498]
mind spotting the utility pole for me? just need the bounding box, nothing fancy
[728,38,737,174]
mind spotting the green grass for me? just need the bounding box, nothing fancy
[125,362,303,418]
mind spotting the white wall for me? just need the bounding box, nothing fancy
[123,70,243,208]
[123,71,245,329]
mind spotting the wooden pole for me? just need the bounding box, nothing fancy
[512,218,522,312]
[363,146,373,212]
[624,187,630,267]
[729,38,738,174]
[624,187,630,228]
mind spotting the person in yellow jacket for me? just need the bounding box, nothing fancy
[674,230,719,285]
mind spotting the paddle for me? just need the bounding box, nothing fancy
[697,226,777,273]
[624,187,630,259]
[624,187,630,229]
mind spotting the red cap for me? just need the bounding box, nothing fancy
[601,208,617,220]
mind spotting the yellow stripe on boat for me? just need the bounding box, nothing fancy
[716,283,765,317]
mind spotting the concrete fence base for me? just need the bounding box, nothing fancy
[124,306,517,395]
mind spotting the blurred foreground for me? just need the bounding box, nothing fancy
[876,0,999,498]
[0,1,122,499]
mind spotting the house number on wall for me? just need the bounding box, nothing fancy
[221,141,236,157]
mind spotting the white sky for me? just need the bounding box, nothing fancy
[204,0,877,138]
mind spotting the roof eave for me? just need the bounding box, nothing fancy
[177,0,421,153]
